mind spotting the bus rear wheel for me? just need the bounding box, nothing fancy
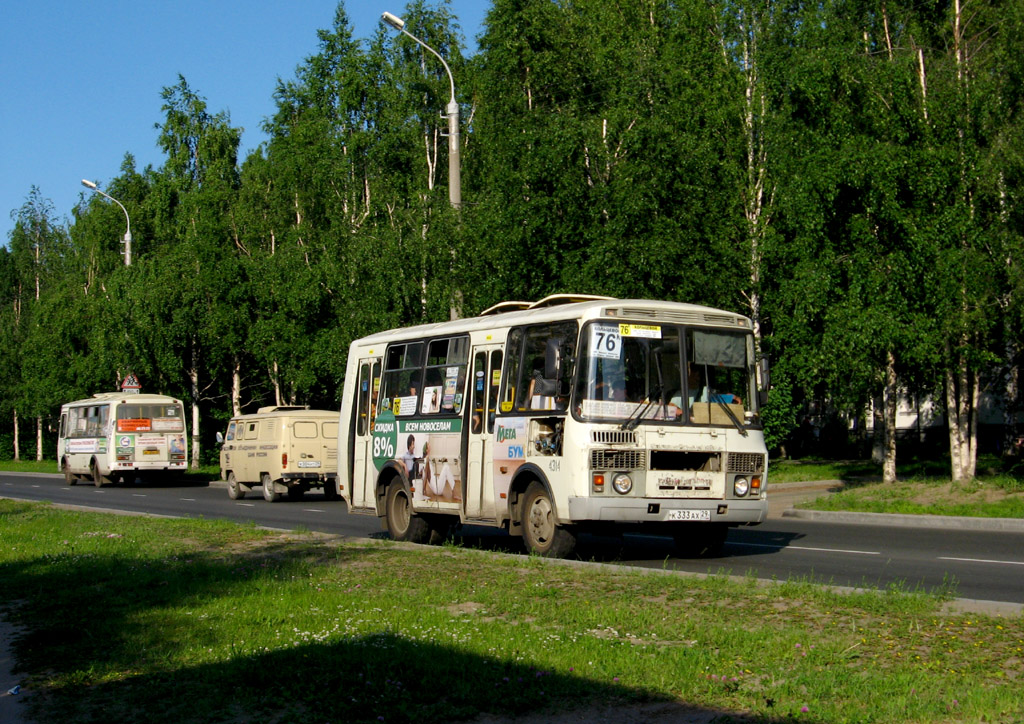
[227,472,244,500]
[385,482,430,544]
[91,460,113,487]
[521,481,576,558]
[262,473,280,502]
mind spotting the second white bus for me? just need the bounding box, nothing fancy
[338,295,768,557]
[58,392,189,486]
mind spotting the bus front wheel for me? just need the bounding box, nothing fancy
[385,482,431,544]
[63,460,76,486]
[521,482,576,558]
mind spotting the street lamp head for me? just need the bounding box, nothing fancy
[81,179,98,190]
[382,11,405,31]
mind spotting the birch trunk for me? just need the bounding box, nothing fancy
[232,355,242,417]
[738,8,772,353]
[871,392,885,465]
[882,351,898,484]
[189,346,201,471]
[272,360,283,407]
[12,409,19,462]
[945,353,978,482]
[36,416,43,462]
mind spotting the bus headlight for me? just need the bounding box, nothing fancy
[733,477,749,497]
[612,473,633,495]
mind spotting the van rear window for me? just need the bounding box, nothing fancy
[293,421,319,438]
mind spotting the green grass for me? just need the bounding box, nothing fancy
[2,500,1022,723]
[772,456,1024,518]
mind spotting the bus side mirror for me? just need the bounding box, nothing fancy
[757,357,770,407]
[216,431,224,444]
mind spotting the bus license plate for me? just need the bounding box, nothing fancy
[668,509,711,521]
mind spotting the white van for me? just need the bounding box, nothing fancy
[218,406,339,502]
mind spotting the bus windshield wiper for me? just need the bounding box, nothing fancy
[715,398,749,437]
[620,384,662,431]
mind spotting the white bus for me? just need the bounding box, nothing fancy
[338,295,768,557]
[58,390,188,486]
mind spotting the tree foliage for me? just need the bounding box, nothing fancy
[1,0,1021,474]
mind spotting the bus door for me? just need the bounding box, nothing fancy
[350,357,381,512]
[57,411,68,463]
[464,345,502,520]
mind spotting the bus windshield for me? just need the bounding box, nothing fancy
[116,403,185,432]
[573,322,758,427]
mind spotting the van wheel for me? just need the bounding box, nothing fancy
[262,473,280,502]
[63,460,76,486]
[91,460,113,487]
[521,481,576,558]
[227,472,244,500]
[323,479,340,501]
[385,482,430,543]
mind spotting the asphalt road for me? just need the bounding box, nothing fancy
[3,471,1024,606]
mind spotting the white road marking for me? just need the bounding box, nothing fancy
[741,542,880,556]
[180,498,196,502]
[939,556,1024,567]
[237,503,256,507]
[302,509,324,513]
[132,494,147,498]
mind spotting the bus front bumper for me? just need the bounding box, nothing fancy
[566,496,767,525]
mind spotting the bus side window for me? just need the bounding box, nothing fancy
[471,352,486,433]
[370,362,381,431]
[357,363,371,436]
[500,329,524,414]
[488,351,502,434]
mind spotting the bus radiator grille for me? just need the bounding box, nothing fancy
[727,453,765,474]
[590,430,638,445]
[591,449,647,471]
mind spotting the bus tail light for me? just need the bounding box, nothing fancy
[282,453,288,468]
[593,473,605,493]
[170,453,185,461]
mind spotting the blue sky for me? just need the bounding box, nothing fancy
[1,1,488,244]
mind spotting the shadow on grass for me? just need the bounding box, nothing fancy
[2,522,813,724]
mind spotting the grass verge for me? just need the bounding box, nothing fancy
[1,499,1022,723]
[773,457,1024,518]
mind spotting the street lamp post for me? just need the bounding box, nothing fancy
[81,179,132,265]
[382,11,461,209]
